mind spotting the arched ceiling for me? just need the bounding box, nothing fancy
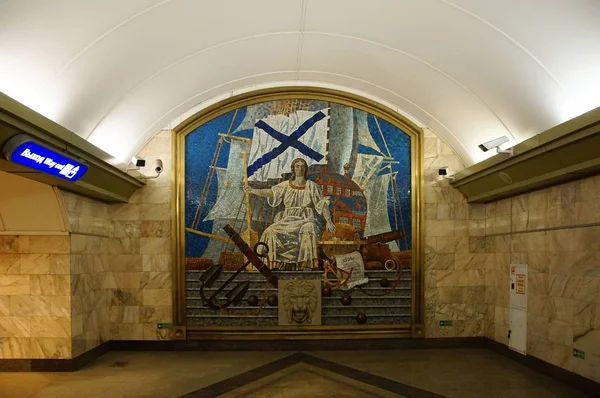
[1,0,599,166]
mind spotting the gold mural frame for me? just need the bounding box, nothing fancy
[172,87,424,340]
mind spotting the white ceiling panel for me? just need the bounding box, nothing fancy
[88,33,301,160]
[300,33,514,161]
[304,0,563,140]
[126,73,302,158]
[0,0,598,167]
[33,0,303,137]
[444,0,600,120]
[297,71,469,162]
[0,0,164,108]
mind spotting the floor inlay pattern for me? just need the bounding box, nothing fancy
[181,353,445,397]
[0,348,591,397]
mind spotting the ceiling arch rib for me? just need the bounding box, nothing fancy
[47,0,174,87]
[1,1,598,171]
[161,79,428,132]
[94,62,473,168]
[445,0,600,120]
[0,0,166,109]
[33,0,305,137]
[84,31,304,141]
[88,30,518,166]
[86,33,301,160]
[127,77,468,171]
[438,0,563,88]
[77,0,565,166]
[303,0,565,142]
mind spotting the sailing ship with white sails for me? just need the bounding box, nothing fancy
[187,100,409,264]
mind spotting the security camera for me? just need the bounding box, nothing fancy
[478,136,510,152]
[436,167,454,182]
[154,159,163,174]
[130,158,164,180]
[132,156,146,167]
[126,156,146,172]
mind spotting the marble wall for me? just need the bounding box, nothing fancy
[0,122,502,360]
[108,130,173,341]
[0,126,173,360]
[484,175,600,383]
[61,191,111,357]
[421,128,489,338]
[2,120,598,387]
[63,130,173,351]
[0,235,71,358]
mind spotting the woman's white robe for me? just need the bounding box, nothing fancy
[260,180,330,266]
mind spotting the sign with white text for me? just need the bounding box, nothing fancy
[3,135,88,182]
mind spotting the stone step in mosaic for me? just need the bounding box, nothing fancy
[187,317,277,327]
[185,269,412,282]
[322,296,411,306]
[322,315,411,325]
[322,307,411,317]
[185,268,413,327]
[187,297,411,310]
[187,304,410,317]
[187,285,411,298]
[187,314,412,327]
[186,279,412,290]
[323,286,412,296]
[187,295,411,305]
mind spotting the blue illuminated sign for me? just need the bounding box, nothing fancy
[5,139,88,182]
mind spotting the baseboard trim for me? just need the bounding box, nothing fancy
[485,339,600,397]
[0,341,111,372]
[0,337,485,372]
[0,336,598,396]
[109,337,487,352]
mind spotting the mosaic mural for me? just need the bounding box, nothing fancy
[184,99,413,327]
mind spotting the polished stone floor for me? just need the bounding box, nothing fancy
[0,348,591,397]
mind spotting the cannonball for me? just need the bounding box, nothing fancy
[340,294,352,306]
[380,277,391,288]
[247,295,259,306]
[267,295,278,306]
[356,313,367,324]
[322,286,332,297]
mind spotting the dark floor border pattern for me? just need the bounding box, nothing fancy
[0,341,111,372]
[110,337,486,352]
[178,352,447,398]
[0,337,484,372]
[0,337,598,396]
[485,339,600,397]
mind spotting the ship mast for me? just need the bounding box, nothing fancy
[240,150,258,248]
[373,116,407,250]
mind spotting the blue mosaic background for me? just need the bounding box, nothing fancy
[185,100,412,258]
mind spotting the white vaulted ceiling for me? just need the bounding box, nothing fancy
[1,0,599,166]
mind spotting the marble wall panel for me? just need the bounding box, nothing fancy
[4,128,593,376]
[0,275,30,295]
[104,131,174,341]
[0,337,32,358]
[64,190,113,359]
[483,174,600,383]
[110,221,141,239]
[29,338,70,359]
[0,254,20,274]
[422,137,490,339]
[142,254,171,272]
[9,134,172,352]
[0,234,72,359]
[0,236,29,253]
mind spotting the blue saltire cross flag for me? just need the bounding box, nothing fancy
[246,111,326,177]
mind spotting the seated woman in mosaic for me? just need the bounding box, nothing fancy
[246,157,336,270]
